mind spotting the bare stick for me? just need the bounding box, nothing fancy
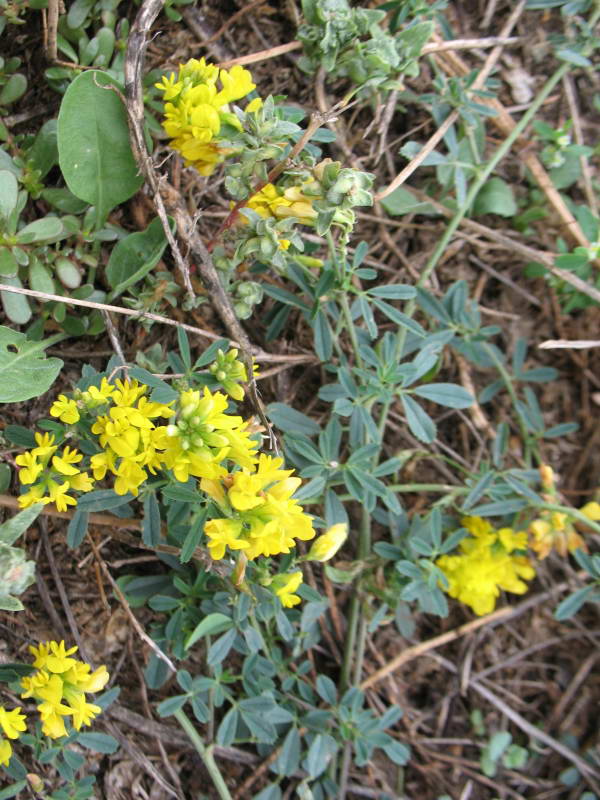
[360,606,513,690]
[87,533,177,673]
[539,339,600,350]
[217,41,302,69]
[563,73,598,217]
[46,0,59,61]
[0,282,224,342]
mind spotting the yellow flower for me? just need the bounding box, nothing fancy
[81,377,115,407]
[32,432,58,458]
[52,446,83,476]
[581,501,600,521]
[529,511,585,559]
[244,183,318,226]
[0,706,26,740]
[113,459,147,496]
[62,691,101,731]
[201,454,315,561]
[0,703,26,766]
[16,440,93,512]
[15,450,43,485]
[0,738,11,767]
[204,518,250,560]
[50,395,80,424]
[31,640,78,673]
[305,523,348,562]
[272,571,303,608]
[47,480,77,512]
[18,484,49,508]
[436,517,535,616]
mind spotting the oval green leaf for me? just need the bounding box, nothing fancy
[57,69,143,225]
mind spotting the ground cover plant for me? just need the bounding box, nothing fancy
[0,0,600,798]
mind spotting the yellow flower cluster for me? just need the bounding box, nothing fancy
[527,465,600,558]
[16,433,94,511]
[0,705,26,767]
[245,183,318,227]
[155,57,260,175]
[163,387,258,482]
[20,640,109,740]
[90,378,174,496]
[201,454,315,560]
[436,516,536,616]
[16,368,321,609]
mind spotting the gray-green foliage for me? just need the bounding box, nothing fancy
[297,0,433,93]
[0,504,43,611]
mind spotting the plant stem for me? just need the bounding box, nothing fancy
[482,343,532,464]
[174,708,233,800]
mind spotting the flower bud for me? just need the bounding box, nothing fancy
[305,523,348,562]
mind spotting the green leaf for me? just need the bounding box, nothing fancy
[142,492,161,547]
[401,394,436,443]
[412,383,473,409]
[380,185,438,216]
[0,780,27,799]
[77,489,134,512]
[0,247,18,277]
[0,595,24,612]
[186,613,234,649]
[273,726,301,777]
[368,284,416,300]
[57,70,143,225]
[313,308,333,361]
[180,514,204,563]
[0,504,43,546]
[0,170,18,221]
[383,740,410,765]
[16,217,66,244]
[106,217,172,299]
[554,585,594,621]
[372,299,426,337]
[0,326,62,402]
[0,463,10,492]
[316,675,337,705]
[1,275,32,325]
[207,627,237,666]
[473,177,517,217]
[216,708,239,747]
[67,510,89,549]
[27,119,59,179]
[304,733,337,779]
[156,694,188,717]
[267,402,321,436]
[0,73,27,106]
[556,48,591,67]
[77,732,119,754]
